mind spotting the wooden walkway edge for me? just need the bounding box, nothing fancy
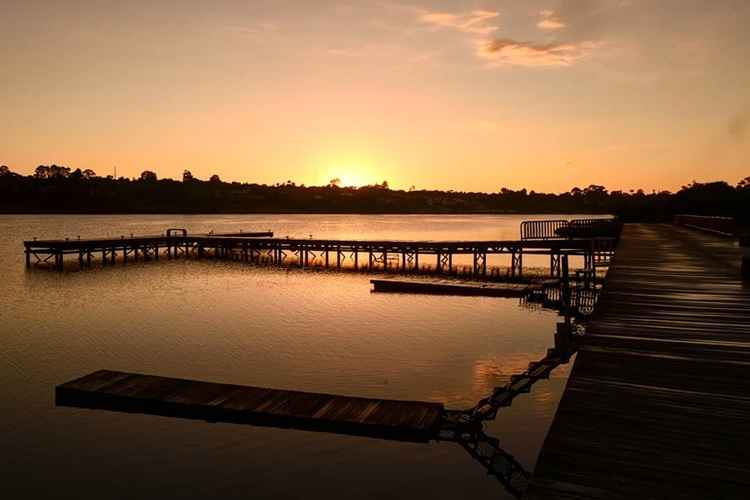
[370,278,537,297]
[56,370,444,442]
[525,224,750,499]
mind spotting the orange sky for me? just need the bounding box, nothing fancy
[1,0,748,192]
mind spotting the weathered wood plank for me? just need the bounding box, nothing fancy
[526,224,750,499]
[57,370,444,442]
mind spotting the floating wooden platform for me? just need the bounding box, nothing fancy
[56,370,444,442]
[371,278,536,297]
[526,224,750,499]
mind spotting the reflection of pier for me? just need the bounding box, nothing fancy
[56,370,533,498]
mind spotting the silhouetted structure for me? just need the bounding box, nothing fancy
[24,227,614,279]
[1,165,748,221]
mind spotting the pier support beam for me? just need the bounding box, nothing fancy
[511,250,523,280]
[550,253,561,277]
[473,251,487,277]
[741,235,750,281]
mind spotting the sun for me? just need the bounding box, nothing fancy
[323,168,372,188]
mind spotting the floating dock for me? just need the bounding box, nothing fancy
[56,370,444,442]
[371,278,537,297]
[526,223,750,499]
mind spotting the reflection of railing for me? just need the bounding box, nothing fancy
[437,426,530,499]
[674,215,737,237]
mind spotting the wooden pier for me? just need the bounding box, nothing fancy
[526,224,750,499]
[370,278,537,297]
[24,229,613,278]
[56,369,444,442]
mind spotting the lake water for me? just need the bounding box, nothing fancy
[1,214,588,499]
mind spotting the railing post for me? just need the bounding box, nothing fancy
[741,235,750,281]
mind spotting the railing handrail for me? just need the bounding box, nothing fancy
[674,215,736,237]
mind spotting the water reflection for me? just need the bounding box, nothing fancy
[3,214,593,499]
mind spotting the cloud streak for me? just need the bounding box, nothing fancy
[537,10,566,31]
[418,9,499,35]
[477,39,600,67]
[414,5,603,68]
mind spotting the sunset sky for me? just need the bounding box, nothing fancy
[2,0,748,192]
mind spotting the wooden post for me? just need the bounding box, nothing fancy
[741,235,750,281]
[25,248,31,268]
[561,254,570,312]
[414,251,419,273]
[336,247,341,269]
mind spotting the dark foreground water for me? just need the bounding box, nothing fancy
[1,214,585,499]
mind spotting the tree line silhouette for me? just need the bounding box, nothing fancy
[0,164,748,222]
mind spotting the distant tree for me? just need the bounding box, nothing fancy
[82,169,97,179]
[49,164,71,178]
[738,176,750,190]
[379,180,389,190]
[0,165,11,176]
[328,177,341,188]
[210,174,221,183]
[182,170,194,183]
[570,187,582,196]
[583,184,607,195]
[140,170,158,182]
[34,165,51,178]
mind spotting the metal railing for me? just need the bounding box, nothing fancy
[520,217,620,240]
[674,215,737,237]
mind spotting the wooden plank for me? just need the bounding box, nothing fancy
[526,224,750,499]
[56,370,444,442]
[371,278,533,297]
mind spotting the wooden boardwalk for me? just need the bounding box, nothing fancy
[56,370,444,442]
[526,224,750,499]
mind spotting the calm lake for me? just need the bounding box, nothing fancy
[1,214,587,499]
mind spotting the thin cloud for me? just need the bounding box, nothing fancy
[229,22,278,35]
[418,9,499,35]
[728,110,749,144]
[537,10,566,31]
[477,39,600,67]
